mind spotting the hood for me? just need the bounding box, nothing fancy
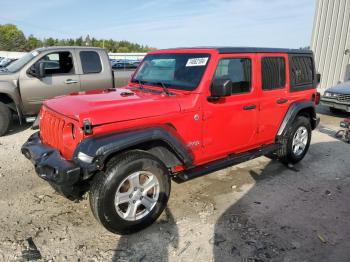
[326,81,350,94]
[44,88,181,126]
[0,71,16,78]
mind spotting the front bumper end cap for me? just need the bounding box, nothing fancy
[21,132,82,199]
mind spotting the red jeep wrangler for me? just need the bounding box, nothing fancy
[22,47,320,234]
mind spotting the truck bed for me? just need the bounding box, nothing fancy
[113,69,135,87]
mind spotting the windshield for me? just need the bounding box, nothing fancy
[6,50,40,73]
[132,53,210,91]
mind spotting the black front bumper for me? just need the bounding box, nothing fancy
[21,132,83,200]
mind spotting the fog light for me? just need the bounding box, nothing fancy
[77,152,93,163]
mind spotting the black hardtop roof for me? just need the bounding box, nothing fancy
[162,46,313,55]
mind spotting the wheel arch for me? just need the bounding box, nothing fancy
[277,101,318,140]
[0,93,16,111]
[73,127,193,173]
[103,140,184,171]
[0,91,23,124]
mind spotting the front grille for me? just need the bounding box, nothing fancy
[337,94,350,104]
[40,108,66,152]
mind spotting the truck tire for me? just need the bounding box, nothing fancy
[0,102,12,136]
[89,150,171,235]
[276,116,311,164]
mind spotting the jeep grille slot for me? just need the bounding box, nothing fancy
[40,108,65,152]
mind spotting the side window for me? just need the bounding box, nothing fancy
[38,52,74,75]
[213,58,252,94]
[262,57,285,90]
[80,51,102,74]
[290,56,313,88]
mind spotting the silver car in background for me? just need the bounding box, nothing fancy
[320,81,350,113]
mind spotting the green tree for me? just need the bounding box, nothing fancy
[117,46,130,53]
[44,37,56,46]
[0,24,27,51]
[0,24,155,52]
[75,37,83,46]
[67,38,75,46]
[26,34,43,50]
[84,35,91,46]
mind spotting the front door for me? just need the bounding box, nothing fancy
[202,54,259,162]
[20,51,80,115]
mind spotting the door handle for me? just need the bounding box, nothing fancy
[276,98,288,104]
[65,79,79,84]
[243,104,256,110]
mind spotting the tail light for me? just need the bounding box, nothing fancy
[312,92,320,105]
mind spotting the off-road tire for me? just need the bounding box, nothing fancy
[276,116,311,164]
[89,150,171,235]
[0,102,12,136]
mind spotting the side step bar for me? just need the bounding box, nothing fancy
[173,143,281,183]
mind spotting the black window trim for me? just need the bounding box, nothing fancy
[79,50,103,74]
[261,56,286,91]
[212,56,253,96]
[289,53,316,92]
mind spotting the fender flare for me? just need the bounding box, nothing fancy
[0,82,23,122]
[277,101,318,139]
[73,127,193,170]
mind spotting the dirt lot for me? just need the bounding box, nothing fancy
[0,106,350,262]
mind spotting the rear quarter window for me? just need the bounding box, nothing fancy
[80,51,102,74]
[289,55,315,91]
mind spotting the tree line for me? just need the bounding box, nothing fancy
[0,24,155,53]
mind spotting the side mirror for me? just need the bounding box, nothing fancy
[316,73,321,85]
[35,62,45,78]
[29,62,45,78]
[209,79,232,101]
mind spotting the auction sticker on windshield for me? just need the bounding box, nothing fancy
[186,57,209,67]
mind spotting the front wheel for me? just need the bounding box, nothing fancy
[276,116,312,164]
[0,102,12,136]
[89,150,171,234]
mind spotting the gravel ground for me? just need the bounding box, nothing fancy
[0,106,350,262]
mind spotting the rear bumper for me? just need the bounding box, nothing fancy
[320,98,350,112]
[21,132,83,200]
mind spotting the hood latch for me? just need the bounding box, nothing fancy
[83,119,93,135]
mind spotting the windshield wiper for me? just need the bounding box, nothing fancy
[155,82,170,96]
[136,79,144,90]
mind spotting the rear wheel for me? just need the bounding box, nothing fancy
[276,116,311,164]
[89,150,171,234]
[0,102,12,136]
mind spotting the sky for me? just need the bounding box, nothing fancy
[0,0,316,49]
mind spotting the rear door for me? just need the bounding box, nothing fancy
[202,53,260,160]
[77,49,114,91]
[19,51,80,115]
[257,53,290,144]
